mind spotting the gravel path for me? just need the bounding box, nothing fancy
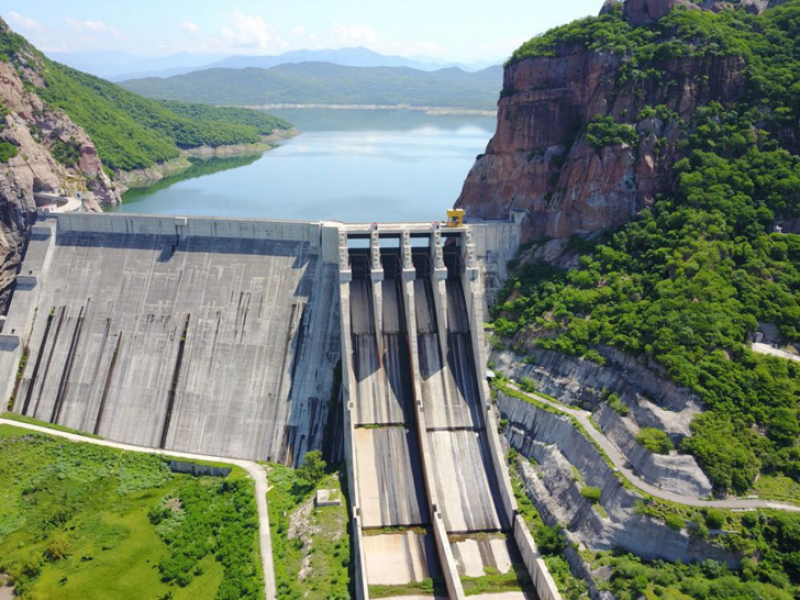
[0,418,277,600]
[504,384,800,513]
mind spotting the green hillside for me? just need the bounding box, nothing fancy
[494,3,800,496]
[0,19,291,173]
[119,62,503,110]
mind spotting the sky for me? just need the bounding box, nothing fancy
[0,0,604,63]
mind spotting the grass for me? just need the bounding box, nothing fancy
[461,565,533,596]
[0,412,103,439]
[0,424,261,600]
[753,475,800,505]
[368,578,446,598]
[267,462,351,600]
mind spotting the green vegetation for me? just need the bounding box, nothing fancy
[368,578,445,598]
[585,115,637,149]
[601,389,630,416]
[509,450,589,600]
[0,140,18,162]
[157,101,291,135]
[0,21,291,173]
[119,62,502,110]
[50,137,81,168]
[0,424,261,600]
[267,451,351,600]
[591,551,796,600]
[494,3,800,496]
[580,486,602,504]
[635,428,674,454]
[2,412,102,439]
[116,155,262,206]
[461,565,533,596]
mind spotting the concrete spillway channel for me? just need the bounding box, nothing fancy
[339,227,554,600]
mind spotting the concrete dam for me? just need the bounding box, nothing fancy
[0,212,559,600]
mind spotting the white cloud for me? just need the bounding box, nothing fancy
[331,22,378,47]
[181,21,198,33]
[220,10,287,50]
[7,11,43,31]
[66,18,122,39]
[290,26,306,36]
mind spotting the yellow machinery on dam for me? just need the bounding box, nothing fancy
[0,212,559,600]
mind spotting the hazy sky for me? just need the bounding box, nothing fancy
[0,0,604,62]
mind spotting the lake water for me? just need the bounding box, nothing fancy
[112,109,496,223]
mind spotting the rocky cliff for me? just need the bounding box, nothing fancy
[456,0,783,240]
[0,23,119,311]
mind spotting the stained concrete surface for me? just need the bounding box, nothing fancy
[428,430,503,532]
[350,280,412,425]
[363,532,440,585]
[15,232,340,464]
[354,426,429,527]
[450,535,516,577]
[415,279,480,429]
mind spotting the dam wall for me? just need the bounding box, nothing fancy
[3,213,342,465]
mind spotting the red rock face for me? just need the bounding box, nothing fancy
[456,6,748,243]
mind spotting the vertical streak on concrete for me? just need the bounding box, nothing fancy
[94,332,122,436]
[20,311,53,415]
[161,314,190,449]
[51,302,87,424]
[401,233,466,600]
[32,306,66,420]
[337,230,370,600]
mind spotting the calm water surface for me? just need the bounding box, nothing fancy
[113,109,496,223]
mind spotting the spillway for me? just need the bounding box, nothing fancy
[338,226,548,600]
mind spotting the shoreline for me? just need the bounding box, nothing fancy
[114,128,297,193]
[232,103,497,117]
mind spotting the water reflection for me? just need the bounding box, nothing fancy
[114,109,496,223]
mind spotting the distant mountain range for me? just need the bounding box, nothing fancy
[120,61,503,110]
[49,47,499,82]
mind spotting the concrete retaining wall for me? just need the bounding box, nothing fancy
[513,515,562,600]
[169,460,232,478]
[338,273,370,600]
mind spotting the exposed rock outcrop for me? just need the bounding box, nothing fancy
[594,403,712,497]
[499,392,737,565]
[456,0,755,241]
[492,348,702,437]
[0,28,119,311]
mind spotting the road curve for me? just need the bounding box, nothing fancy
[503,384,800,513]
[0,418,277,600]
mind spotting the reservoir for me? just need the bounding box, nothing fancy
[112,109,496,222]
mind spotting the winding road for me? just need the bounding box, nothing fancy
[0,418,277,600]
[504,383,800,513]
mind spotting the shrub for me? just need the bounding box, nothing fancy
[664,513,684,531]
[580,486,602,504]
[635,428,674,455]
[705,508,725,530]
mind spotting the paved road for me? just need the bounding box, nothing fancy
[0,418,277,600]
[504,384,800,513]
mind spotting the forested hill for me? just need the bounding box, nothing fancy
[119,62,503,110]
[0,19,291,173]
[469,0,800,500]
